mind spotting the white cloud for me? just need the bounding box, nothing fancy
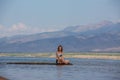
[9,23,27,31]
[0,23,59,38]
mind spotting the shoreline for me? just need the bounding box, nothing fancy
[50,55,120,60]
[69,55,120,60]
[0,53,120,60]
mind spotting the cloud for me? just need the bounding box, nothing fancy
[2,23,29,37]
[0,23,59,38]
[9,23,27,31]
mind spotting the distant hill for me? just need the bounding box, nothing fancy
[0,21,120,53]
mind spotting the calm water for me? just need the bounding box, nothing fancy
[0,57,120,80]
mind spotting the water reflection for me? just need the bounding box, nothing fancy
[56,66,63,80]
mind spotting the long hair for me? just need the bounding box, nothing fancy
[57,45,63,52]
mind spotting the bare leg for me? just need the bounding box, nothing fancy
[61,57,70,64]
[64,60,70,64]
[58,56,70,64]
[57,57,63,64]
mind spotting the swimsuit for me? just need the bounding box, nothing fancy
[58,53,62,57]
[56,52,62,64]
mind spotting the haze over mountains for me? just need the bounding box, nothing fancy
[0,20,120,53]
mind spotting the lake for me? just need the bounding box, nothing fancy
[0,57,120,80]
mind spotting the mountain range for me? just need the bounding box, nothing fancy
[0,20,120,53]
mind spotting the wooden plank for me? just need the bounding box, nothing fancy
[1,62,72,65]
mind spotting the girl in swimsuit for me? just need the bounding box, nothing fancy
[56,45,70,64]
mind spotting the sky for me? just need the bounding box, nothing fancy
[0,0,120,37]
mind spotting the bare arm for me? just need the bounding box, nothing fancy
[56,52,59,59]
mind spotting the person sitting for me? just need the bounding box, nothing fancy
[56,45,70,64]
